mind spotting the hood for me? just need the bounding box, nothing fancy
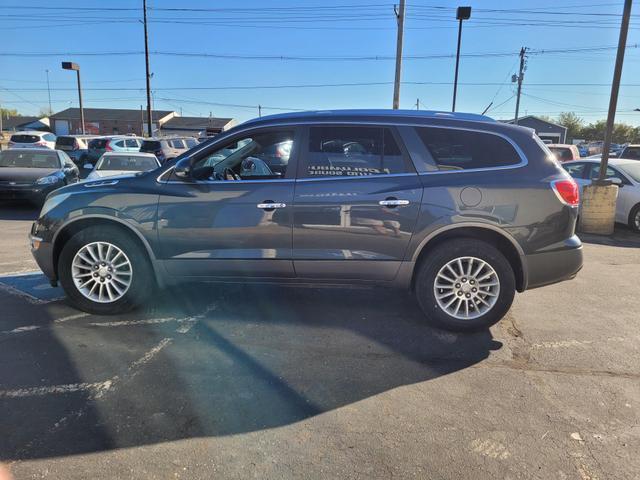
[0,167,59,183]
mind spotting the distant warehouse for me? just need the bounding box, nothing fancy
[502,116,567,144]
[49,108,235,137]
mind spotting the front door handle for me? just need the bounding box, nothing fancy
[379,198,410,207]
[257,202,287,210]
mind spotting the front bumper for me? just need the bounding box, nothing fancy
[30,226,56,281]
[0,184,55,202]
[523,235,584,290]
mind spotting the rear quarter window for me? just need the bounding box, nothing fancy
[415,127,522,171]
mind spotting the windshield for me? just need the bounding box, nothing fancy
[620,162,640,182]
[0,150,60,168]
[95,155,158,171]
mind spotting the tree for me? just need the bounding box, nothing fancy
[1,108,19,118]
[556,112,584,142]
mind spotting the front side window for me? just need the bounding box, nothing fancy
[415,127,522,171]
[191,130,293,180]
[185,138,198,148]
[589,165,626,183]
[622,146,640,159]
[125,139,139,148]
[304,126,409,178]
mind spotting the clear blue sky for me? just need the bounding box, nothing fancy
[1,0,639,125]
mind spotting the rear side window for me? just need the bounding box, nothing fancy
[549,147,573,161]
[169,139,185,149]
[185,138,198,148]
[10,134,39,143]
[43,133,56,142]
[622,146,640,159]
[415,127,522,171]
[563,163,587,178]
[304,126,411,178]
[113,140,125,148]
[56,136,76,147]
[125,139,139,148]
[89,139,108,149]
[141,140,162,151]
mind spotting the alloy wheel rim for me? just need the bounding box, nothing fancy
[71,241,132,303]
[635,210,640,229]
[433,256,500,320]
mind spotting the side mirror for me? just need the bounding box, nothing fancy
[610,177,623,187]
[174,158,192,178]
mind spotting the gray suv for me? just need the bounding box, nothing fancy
[30,110,583,331]
[140,137,199,164]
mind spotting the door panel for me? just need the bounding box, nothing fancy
[157,180,295,277]
[293,125,421,281]
[157,127,300,278]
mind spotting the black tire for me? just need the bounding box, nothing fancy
[628,204,640,233]
[58,225,155,315]
[414,238,516,332]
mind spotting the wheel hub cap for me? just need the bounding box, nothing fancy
[433,256,500,320]
[71,241,132,303]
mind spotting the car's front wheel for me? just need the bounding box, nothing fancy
[414,239,516,332]
[58,226,154,314]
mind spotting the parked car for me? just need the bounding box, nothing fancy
[139,137,199,164]
[30,110,583,331]
[619,144,640,160]
[85,136,142,165]
[0,148,79,204]
[8,131,57,150]
[587,141,604,156]
[547,144,580,162]
[55,135,97,165]
[562,158,640,232]
[85,152,160,180]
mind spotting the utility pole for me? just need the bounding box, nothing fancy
[258,105,262,117]
[452,6,471,112]
[392,0,405,110]
[45,70,52,115]
[598,0,632,181]
[416,98,419,110]
[143,0,153,137]
[513,47,528,125]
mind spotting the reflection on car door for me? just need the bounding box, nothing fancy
[292,125,422,281]
[156,127,300,278]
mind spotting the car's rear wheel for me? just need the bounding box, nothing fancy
[58,226,154,314]
[628,204,640,233]
[414,239,516,332]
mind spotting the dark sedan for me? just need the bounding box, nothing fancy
[0,148,79,205]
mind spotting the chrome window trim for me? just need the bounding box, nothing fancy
[155,119,528,183]
[157,166,294,185]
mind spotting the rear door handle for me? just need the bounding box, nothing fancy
[379,199,410,207]
[257,202,287,210]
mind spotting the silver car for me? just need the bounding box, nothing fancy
[563,158,640,232]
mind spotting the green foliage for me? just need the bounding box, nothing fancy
[555,112,640,143]
[1,108,19,117]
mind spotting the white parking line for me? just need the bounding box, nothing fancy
[54,312,90,324]
[0,337,172,400]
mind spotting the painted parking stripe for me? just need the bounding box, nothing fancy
[0,271,64,304]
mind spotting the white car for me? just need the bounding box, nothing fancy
[8,131,57,150]
[562,158,640,232]
[85,152,160,180]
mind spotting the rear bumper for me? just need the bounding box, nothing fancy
[523,235,583,290]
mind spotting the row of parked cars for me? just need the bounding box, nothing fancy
[0,131,203,205]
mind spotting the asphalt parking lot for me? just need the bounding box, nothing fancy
[0,202,638,480]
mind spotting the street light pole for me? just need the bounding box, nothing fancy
[597,0,632,182]
[452,6,471,112]
[143,0,153,137]
[61,62,85,134]
[392,0,406,110]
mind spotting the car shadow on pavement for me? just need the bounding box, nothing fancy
[0,202,39,221]
[1,283,501,461]
[579,224,640,248]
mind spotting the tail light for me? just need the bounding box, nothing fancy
[105,140,113,152]
[552,178,579,207]
[34,141,47,147]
